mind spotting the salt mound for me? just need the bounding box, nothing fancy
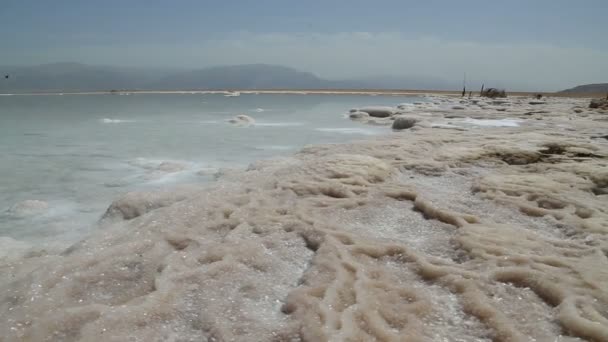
[102,186,204,221]
[228,114,255,126]
[348,111,369,120]
[358,106,395,118]
[397,103,416,110]
[392,116,417,130]
[157,161,187,173]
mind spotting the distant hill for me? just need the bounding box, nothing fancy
[0,62,456,92]
[153,64,330,90]
[0,62,173,92]
[560,83,608,94]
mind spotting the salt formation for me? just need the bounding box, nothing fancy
[357,106,395,118]
[348,111,370,120]
[228,114,255,126]
[1,95,608,341]
[156,162,187,173]
[392,116,417,130]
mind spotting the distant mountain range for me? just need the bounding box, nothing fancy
[560,83,608,94]
[0,62,458,92]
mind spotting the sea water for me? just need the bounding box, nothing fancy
[0,93,422,248]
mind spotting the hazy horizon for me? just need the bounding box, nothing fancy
[2,0,607,91]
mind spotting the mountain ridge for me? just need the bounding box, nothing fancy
[560,83,608,94]
[0,63,459,92]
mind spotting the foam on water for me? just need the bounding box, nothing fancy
[430,118,523,129]
[254,122,304,127]
[121,158,213,186]
[101,118,136,124]
[255,145,295,151]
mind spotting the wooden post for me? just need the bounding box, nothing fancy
[480,84,484,96]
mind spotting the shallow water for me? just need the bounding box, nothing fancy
[0,93,421,246]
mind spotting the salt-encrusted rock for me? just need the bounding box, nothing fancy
[358,106,395,118]
[392,116,417,130]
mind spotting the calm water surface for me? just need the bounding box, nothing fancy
[0,93,421,247]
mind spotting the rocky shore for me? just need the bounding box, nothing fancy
[1,94,607,341]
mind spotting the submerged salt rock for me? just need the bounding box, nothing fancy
[196,167,219,176]
[529,101,546,105]
[358,106,395,118]
[397,103,415,111]
[349,111,370,120]
[452,105,466,110]
[228,114,255,126]
[157,161,187,173]
[7,199,49,216]
[392,116,417,130]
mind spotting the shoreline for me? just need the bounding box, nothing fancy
[1,94,607,341]
[1,89,604,98]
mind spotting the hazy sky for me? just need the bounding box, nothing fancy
[1,0,607,90]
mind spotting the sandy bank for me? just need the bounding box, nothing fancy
[1,95,607,341]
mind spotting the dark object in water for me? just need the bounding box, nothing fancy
[4,74,8,79]
[481,88,507,98]
[535,94,543,99]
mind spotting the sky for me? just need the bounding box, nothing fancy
[1,0,607,91]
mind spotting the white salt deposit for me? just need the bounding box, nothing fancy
[462,118,522,127]
[254,122,304,127]
[315,127,380,135]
